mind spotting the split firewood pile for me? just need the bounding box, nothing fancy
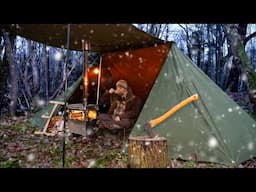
[47,116,64,134]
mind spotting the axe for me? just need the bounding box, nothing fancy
[143,94,199,138]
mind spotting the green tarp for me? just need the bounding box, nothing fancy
[28,76,82,128]
[131,43,256,166]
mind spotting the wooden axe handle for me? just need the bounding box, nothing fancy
[150,94,199,128]
[144,94,199,138]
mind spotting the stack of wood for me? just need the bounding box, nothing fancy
[47,116,63,134]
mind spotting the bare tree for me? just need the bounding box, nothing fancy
[42,45,49,102]
[178,24,192,59]
[0,34,9,113]
[2,30,18,116]
[223,24,256,115]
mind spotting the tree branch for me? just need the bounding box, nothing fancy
[244,31,256,46]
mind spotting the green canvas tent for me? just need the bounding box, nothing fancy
[9,24,256,166]
[130,43,256,166]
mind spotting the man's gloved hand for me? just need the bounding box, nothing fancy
[109,88,116,94]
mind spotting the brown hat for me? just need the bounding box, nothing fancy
[116,80,128,89]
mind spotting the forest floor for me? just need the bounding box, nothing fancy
[0,116,256,168]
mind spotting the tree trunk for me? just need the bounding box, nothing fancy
[42,45,49,102]
[128,136,170,168]
[0,32,8,112]
[2,31,18,116]
[223,24,256,115]
[179,24,192,59]
[30,41,41,107]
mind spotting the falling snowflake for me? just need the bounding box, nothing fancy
[27,153,35,162]
[86,129,93,136]
[209,156,217,162]
[10,101,14,106]
[164,72,168,77]
[36,98,45,107]
[136,124,141,129]
[176,76,183,84]
[87,159,96,168]
[241,73,248,82]
[252,124,256,128]
[145,141,150,146]
[228,108,233,112]
[227,61,233,69]
[54,51,62,61]
[188,140,194,146]
[125,51,129,56]
[121,149,126,154]
[208,137,218,148]
[176,144,183,152]
[191,49,198,56]
[248,142,254,150]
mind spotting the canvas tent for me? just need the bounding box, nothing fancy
[8,24,256,166]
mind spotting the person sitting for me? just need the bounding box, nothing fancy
[97,79,142,132]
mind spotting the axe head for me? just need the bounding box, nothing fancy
[143,122,156,138]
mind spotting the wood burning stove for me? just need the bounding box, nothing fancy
[67,103,97,136]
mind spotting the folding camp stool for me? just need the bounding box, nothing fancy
[34,100,65,136]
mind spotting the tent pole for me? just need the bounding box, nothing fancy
[96,55,102,108]
[62,24,71,168]
[82,40,90,137]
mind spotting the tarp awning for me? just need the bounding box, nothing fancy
[6,24,165,52]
